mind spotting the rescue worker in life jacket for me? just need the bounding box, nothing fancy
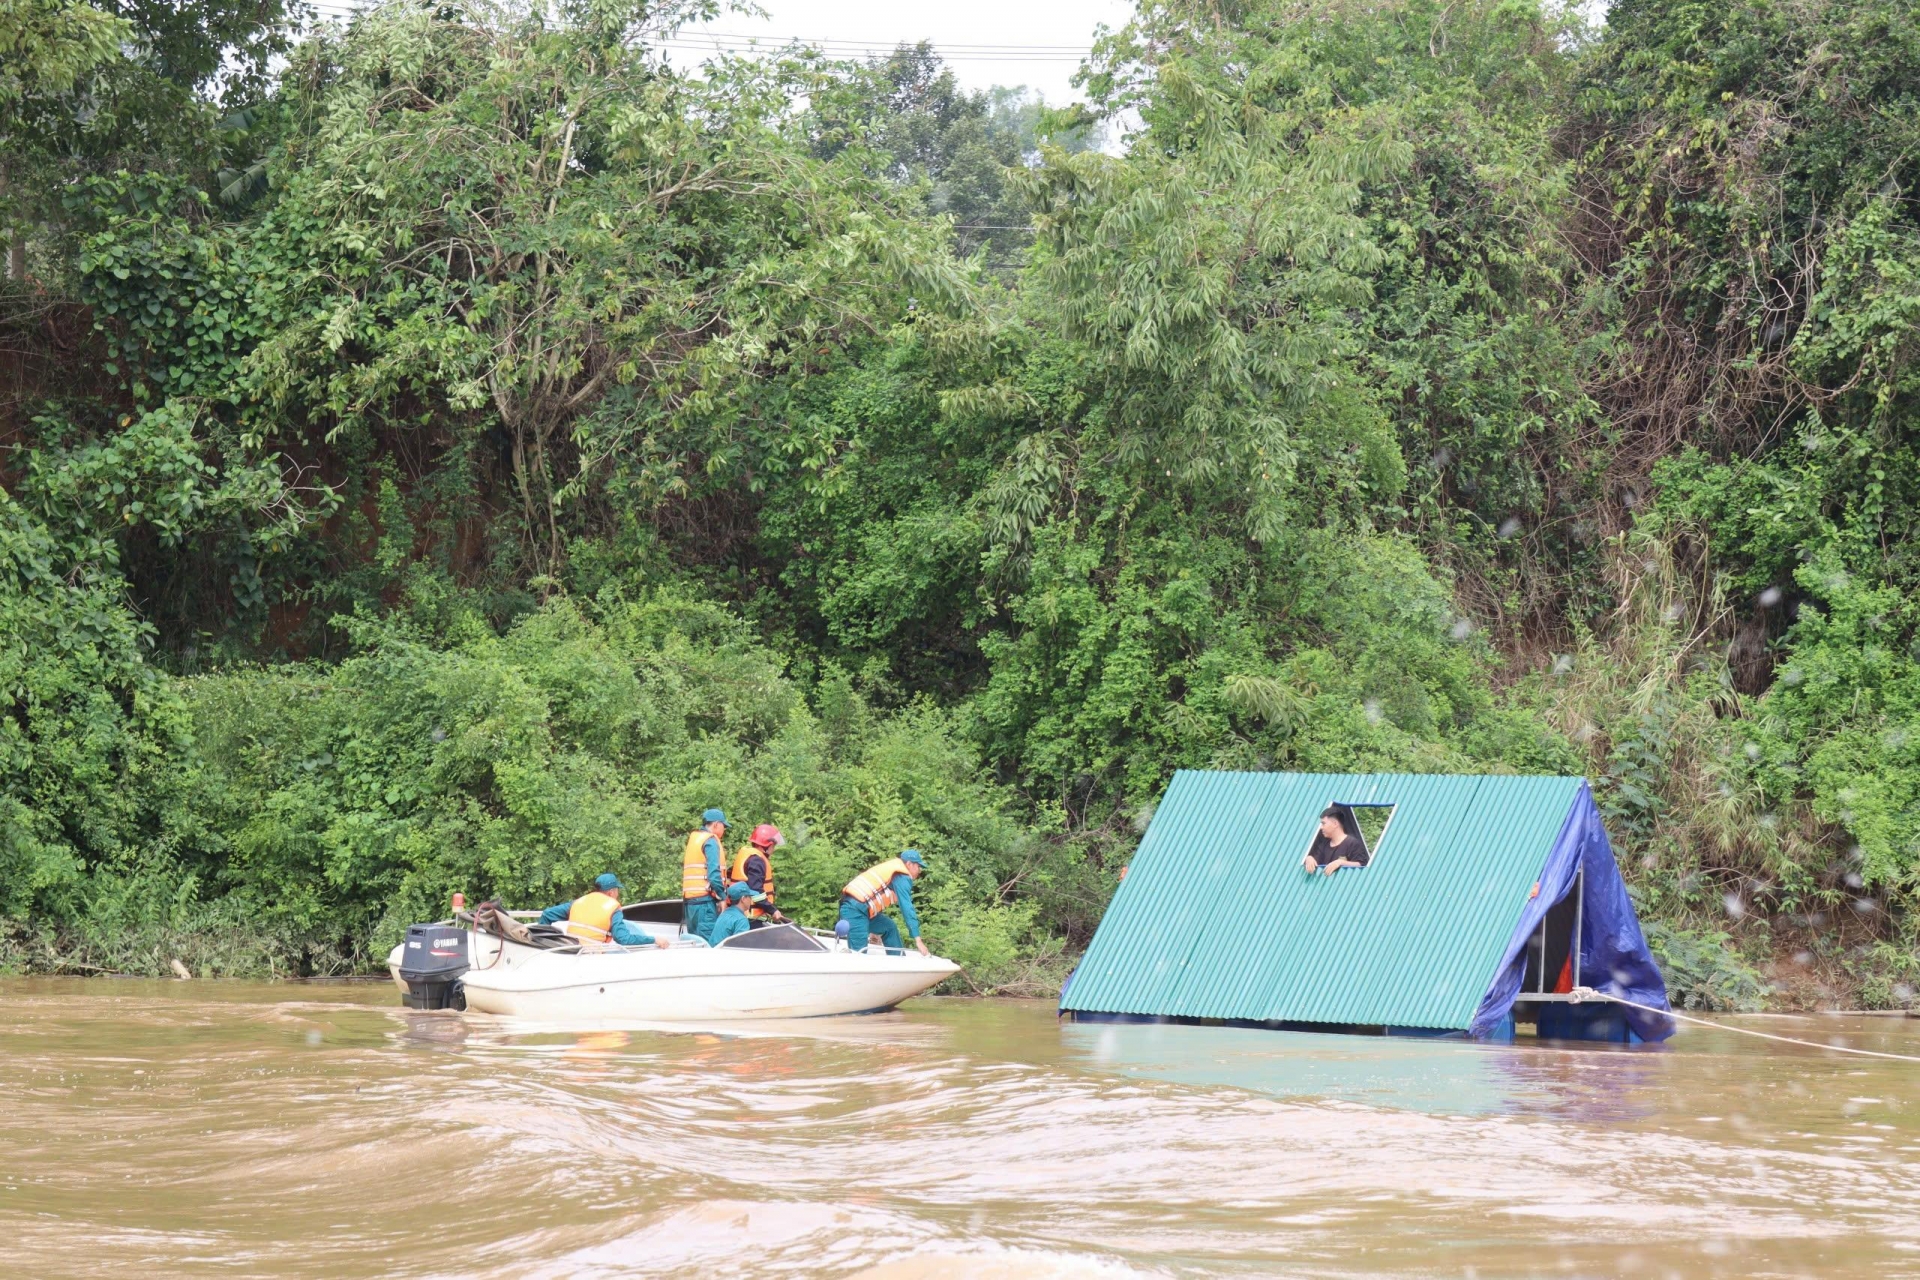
[839,849,929,957]
[681,808,728,943]
[727,823,786,922]
[537,874,671,948]
[706,881,767,947]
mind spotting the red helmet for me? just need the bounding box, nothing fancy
[750,823,784,849]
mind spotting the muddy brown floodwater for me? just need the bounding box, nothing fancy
[2,978,1918,1278]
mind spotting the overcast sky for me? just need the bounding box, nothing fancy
[663,0,1137,107]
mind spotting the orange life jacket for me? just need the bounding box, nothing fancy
[728,847,776,917]
[564,891,619,942]
[682,829,719,900]
[843,858,912,918]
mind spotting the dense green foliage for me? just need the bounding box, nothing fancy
[171,593,1060,985]
[2,0,1915,1004]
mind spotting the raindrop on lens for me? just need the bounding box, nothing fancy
[1758,586,1782,608]
[1497,517,1521,539]
[1450,619,1474,641]
[1722,893,1745,919]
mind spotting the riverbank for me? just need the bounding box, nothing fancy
[5,912,1912,1013]
[0,917,1076,998]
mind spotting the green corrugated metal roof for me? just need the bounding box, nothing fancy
[1061,771,1588,1031]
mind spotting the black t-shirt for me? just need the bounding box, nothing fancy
[1309,833,1369,868]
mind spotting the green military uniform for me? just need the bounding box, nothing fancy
[706,882,766,947]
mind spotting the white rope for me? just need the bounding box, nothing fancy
[1568,986,1920,1063]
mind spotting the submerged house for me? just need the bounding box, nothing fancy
[1060,771,1674,1042]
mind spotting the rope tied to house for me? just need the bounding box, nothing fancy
[1567,987,1920,1063]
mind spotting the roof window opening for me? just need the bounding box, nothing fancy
[1302,803,1394,876]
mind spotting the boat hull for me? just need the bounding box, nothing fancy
[457,944,959,1020]
[387,929,959,1021]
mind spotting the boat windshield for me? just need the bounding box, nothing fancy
[621,899,685,926]
[714,924,827,953]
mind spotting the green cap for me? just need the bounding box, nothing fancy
[725,882,765,902]
[702,808,727,825]
[593,873,624,892]
[900,849,924,866]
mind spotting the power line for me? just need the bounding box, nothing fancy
[660,32,1093,62]
[290,9,1094,63]
[662,42,1087,63]
[686,30,1092,52]
[667,51,1084,63]
[664,40,1086,55]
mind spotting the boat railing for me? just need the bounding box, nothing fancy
[439,911,933,958]
[431,909,545,927]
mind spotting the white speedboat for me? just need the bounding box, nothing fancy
[387,899,959,1020]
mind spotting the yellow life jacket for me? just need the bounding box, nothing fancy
[682,829,718,900]
[728,847,776,917]
[564,891,619,942]
[843,858,911,918]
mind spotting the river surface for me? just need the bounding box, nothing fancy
[3,979,1918,1278]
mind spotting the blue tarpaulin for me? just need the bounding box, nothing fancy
[1470,783,1674,1041]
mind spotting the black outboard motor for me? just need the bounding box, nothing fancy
[398,923,470,1010]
